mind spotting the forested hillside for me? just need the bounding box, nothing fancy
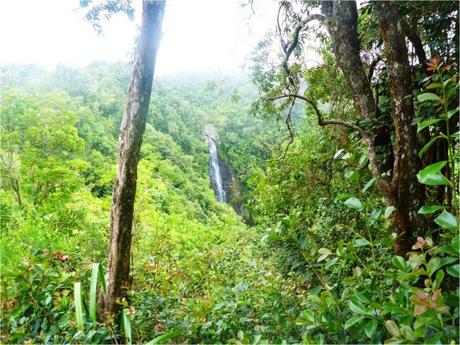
[1,1,459,344]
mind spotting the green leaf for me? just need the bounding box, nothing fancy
[392,256,409,272]
[446,264,460,278]
[385,206,395,219]
[452,235,460,252]
[418,136,444,158]
[303,310,315,323]
[349,300,366,314]
[447,107,459,119]
[385,320,400,337]
[325,257,339,269]
[417,118,442,132]
[336,193,353,201]
[122,308,132,345]
[354,290,371,304]
[363,177,377,193]
[344,315,365,329]
[145,330,184,345]
[433,269,445,290]
[417,173,450,186]
[417,93,440,103]
[426,257,441,276]
[426,82,442,90]
[354,238,370,247]
[317,248,332,262]
[344,197,363,211]
[418,205,443,214]
[434,211,458,230]
[89,263,99,322]
[417,162,450,185]
[440,257,458,268]
[74,282,84,330]
[428,82,443,90]
[419,161,447,175]
[365,319,378,338]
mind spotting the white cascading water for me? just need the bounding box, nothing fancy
[207,136,226,203]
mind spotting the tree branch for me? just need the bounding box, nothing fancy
[268,94,369,138]
[400,16,427,69]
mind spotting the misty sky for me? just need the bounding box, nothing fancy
[0,0,277,75]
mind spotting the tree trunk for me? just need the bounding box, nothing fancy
[101,0,165,318]
[321,1,393,193]
[322,0,426,255]
[375,1,426,255]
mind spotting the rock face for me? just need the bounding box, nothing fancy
[204,124,243,215]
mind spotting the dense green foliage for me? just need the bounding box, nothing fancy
[0,2,459,341]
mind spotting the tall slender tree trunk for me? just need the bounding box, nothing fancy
[374,1,426,255]
[102,0,165,318]
[322,0,426,256]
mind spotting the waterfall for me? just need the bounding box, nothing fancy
[207,136,227,203]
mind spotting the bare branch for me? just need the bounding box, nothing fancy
[400,16,427,69]
[268,94,369,138]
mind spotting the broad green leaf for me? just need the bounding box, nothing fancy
[447,107,459,119]
[446,264,460,278]
[418,136,444,158]
[354,238,370,247]
[440,257,458,268]
[385,320,400,337]
[419,161,447,175]
[434,211,458,230]
[325,257,339,269]
[303,310,315,323]
[354,290,371,304]
[336,193,353,201]
[122,308,132,345]
[344,315,365,329]
[89,263,99,322]
[74,282,84,330]
[363,177,377,193]
[433,269,445,290]
[417,93,440,103]
[426,257,441,276]
[426,82,442,90]
[418,205,443,214]
[385,206,395,219]
[344,197,363,211]
[417,118,442,132]
[365,319,378,338]
[317,248,332,262]
[417,172,450,186]
[392,256,409,272]
[452,235,460,252]
[417,162,450,185]
[349,300,366,314]
[400,325,415,342]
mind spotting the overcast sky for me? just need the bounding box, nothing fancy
[0,0,278,75]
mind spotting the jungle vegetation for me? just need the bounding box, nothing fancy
[0,0,459,344]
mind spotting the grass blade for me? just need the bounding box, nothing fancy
[89,263,99,322]
[74,282,84,329]
[122,308,132,345]
[145,329,184,345]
